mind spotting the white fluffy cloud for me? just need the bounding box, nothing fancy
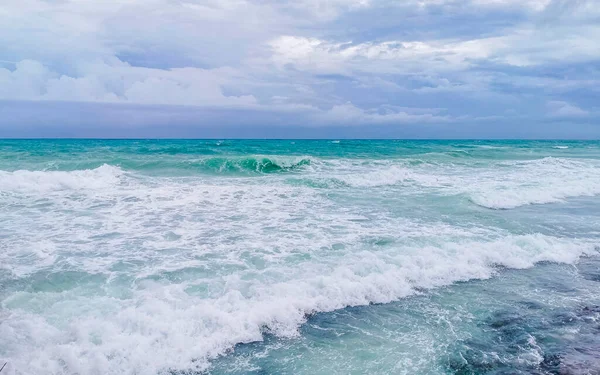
[269,36,502,74]
[313,103,451,124]
[269,23,600,75]
[0,60,257,107]
[472,0,551,10]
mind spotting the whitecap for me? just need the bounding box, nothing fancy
[0,164,125,193]
[0,233,593,374]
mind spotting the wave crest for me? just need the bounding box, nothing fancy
[196,156,313,174]
[0,164,124,192]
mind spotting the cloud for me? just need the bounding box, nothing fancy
[268,36,502,74]
[0,60,257,107]
[472,0,551,10]
[312,103,451,125]
[0,0,598,134]
[546,100,589,118]
[269,23,600,75]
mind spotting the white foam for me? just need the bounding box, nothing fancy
[467,158,600,209]
[0,164,124,193]
[304,160,448,188]
[1,156,600,374]
[333,165,430,187]
[306,157,600,209]
[475,145,508,149]
[0,234,594,374]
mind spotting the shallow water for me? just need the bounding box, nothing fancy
[0,140,599,374]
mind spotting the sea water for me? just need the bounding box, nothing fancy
[0,140,599,374]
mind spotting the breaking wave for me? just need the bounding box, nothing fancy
[193,156,313,174]
[1,233,595,374]
[0,164,125,192]
[468,157,600,209]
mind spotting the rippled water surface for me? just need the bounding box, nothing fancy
[1,140,599,374]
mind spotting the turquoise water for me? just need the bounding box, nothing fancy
[1,140,600,374]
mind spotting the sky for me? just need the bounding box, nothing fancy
[0,0,598,138]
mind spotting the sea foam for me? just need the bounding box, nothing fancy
[0,227,594,374]
[0,164,124,193]
[2,142,600,374]
[301,157,600,209]
[467,157,600,209]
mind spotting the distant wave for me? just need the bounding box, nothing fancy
[470,189,598,210]
[130,155,315,174]
[194,156,313,173]
[331,165,442,188]
[2,155,600,209]
[0,157,315,188]
[287,157,600,209]
[468,157,600,209]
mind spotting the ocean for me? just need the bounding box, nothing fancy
[1,139,599,375]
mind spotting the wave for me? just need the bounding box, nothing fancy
[8,156,592,210]
[110,156,314,174]
[193,156,313,174]
[0,157,314,193]
[330,165,443,188]
[0,164,124,192]
[1,234,595,374]
[468,157,600,209]
[470,186,600,210]
[293,157,600,209]
[2,153,600,373]
[474,145,510,149]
